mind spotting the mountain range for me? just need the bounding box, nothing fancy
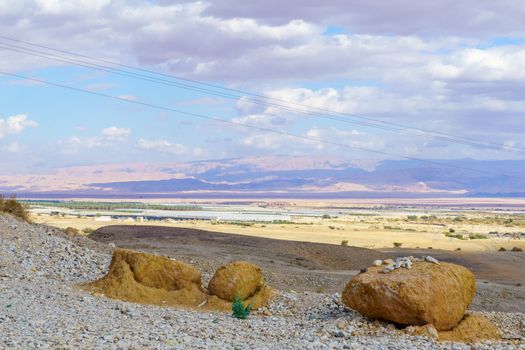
[1,156,524,198]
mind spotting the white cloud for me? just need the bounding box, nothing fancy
[116,94,138,101]
[136,138,188,155]
[0,114,38,139]
[1,1,524,162]
[57,126,130,154]
[101,126,131,141]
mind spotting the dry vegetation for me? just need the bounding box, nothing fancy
[0,195,30,222]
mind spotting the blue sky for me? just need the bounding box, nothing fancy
[1,0,525,175]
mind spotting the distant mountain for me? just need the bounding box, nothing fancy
[1,156,524,198]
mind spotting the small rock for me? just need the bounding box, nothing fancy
[424,256,440,265]
[263,310,272,317]
[332,331,345,338]
[336,319,348,330]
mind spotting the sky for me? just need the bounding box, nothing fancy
[1,0,525,174]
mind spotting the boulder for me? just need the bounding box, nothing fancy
[208,261,265,301]
[342,261,476,331]
[205,261,272,311]
[83,249,206,307]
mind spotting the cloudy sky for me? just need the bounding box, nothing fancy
[1,0,524,174]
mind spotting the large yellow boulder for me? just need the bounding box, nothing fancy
[83,249,206,307]
[208,261,265,301]
[342,260,476,331]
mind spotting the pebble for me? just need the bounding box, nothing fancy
[375,256,440,273]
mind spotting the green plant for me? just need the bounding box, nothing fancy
[393,242,402,248]
[232,297,252,319]
[445,232,465,240]
[469,233,488,240]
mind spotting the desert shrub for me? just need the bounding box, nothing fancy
[445,232,465,240]
[469,234,488,240]
[322,214,331,219]
[64,227,79,235]
[498,247,507,252]
[511,247,524,252]
[329,225,335,230]
[393,242,402,248]
[407,215,418,221]
[0,195,30,222]
[455,247,461,251]
[232,297,252,319]
[427,246,433,249]
[341,240,349,246]
[82,227,94,234]
[449,228,456,233]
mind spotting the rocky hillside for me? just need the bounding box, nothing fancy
[0,214,524,349]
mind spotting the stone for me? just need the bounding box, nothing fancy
[263,309,272,317]
[424,256,440,265]
[438,314,501,343]
[208,261,264,301]
[406,324,438,339]
[336,319,348,330]
[372,260,383,266]
[342,261,476,331]
[204,261,273,311]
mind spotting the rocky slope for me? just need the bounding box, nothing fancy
[0,214,524,349]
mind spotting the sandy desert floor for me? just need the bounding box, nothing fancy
[89,225,525,313]
[33,213,525,252]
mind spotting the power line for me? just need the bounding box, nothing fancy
[0,70,523,180]
[0,35,522,153]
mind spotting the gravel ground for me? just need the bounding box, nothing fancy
[1,214,524,350]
